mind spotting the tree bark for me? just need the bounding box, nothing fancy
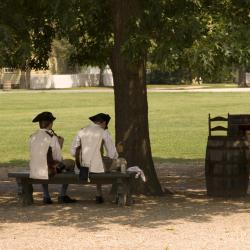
[110,0,163,195]
[238,65,247,87]
[25,68,31,89]
[99,66,105,87]
[19,69,31,89]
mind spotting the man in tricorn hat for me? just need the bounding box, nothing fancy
[71,113,118,203]
[29,111,76,204]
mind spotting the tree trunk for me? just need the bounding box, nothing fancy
[25,69,31,89]
[238,65,247,87]
[110,0,163,195]
[99,66,105,87]
[188,65,193,84]
[19,69,31,89]
[19,70,26,89]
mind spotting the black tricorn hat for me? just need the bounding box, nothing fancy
[32,112,56,123]
[89,113,111,128]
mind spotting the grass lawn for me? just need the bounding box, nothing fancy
[1,91,250,167]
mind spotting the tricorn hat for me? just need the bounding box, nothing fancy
[32,111,56,123]
[89,113,111,128]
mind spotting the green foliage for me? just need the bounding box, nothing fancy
[0,0,56,69]
[154,3,203,61]
[56,0,113,67]
[146,1,250,82]
[177,1,250,78]
[0,1,31,68]
[51,39,78,73]
[146,68,184,84]
[0,1,250,80]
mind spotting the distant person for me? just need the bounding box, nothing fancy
[71,113,118,203]
[29,111,76,204]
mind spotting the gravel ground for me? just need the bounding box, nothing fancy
[1,162,250,250]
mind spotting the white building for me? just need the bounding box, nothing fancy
[0,66,113,89]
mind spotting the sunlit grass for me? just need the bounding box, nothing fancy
[0,91,250,167]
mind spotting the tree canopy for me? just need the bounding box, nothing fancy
[1,1,249,78]
[0,0,55,70]
[1,0,250,194]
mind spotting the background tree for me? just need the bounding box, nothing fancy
[195,1,250,87]
[146,1,250,86]
[224,1,250,87]
[98,65,106,87]
[176,1,250,86]
[0,0,56,88]
[51,39,78,74]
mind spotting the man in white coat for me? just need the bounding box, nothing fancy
[71,113,118,203]
[29,111,76,204]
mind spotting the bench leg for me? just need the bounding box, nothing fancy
[116,178,127,207]
[125,178,134,206]
[20,180,33,206]
[17,178,22,195]
[109,182,117,195]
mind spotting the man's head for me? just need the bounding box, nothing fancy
[32,112,56,129]
[89,113,111,129]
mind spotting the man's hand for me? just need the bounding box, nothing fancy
[48,164,58,177]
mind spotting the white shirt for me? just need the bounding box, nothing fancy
[29,129,62,179]
[71,123,118,173]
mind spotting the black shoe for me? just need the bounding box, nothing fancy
[58,195,77,204]
[43,197,53,204]
[95,196,104,204]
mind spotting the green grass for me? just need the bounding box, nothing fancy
[1,91,250,167]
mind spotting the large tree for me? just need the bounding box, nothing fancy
[2,0,248,194]
[56,0,204,194]
[0,0,206,194]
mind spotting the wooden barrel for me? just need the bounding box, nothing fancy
[205,136,249,197]
[228,114,250,136]
[2,80,11,91]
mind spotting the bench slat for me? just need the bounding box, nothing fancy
[8,171,133,184]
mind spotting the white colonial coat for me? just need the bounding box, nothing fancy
[29,129,62,179]
[71,123,118,173]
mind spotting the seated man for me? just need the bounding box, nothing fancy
[29,111,76,204]
[71,113,118,203]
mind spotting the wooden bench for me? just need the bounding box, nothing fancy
[8,171,136,207]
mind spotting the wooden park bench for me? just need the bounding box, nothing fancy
[8,171,136,207]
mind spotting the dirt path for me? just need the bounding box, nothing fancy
[1,162,250,250]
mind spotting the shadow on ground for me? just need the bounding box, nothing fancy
[0,157,250,231]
